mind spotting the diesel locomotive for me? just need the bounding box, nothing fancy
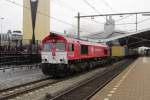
[41,33,110,77]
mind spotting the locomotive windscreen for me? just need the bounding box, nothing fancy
[43,43,52,51]
[43,42,65,52]
[56,42,65,51]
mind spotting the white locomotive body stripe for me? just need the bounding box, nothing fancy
[41,52,68,64]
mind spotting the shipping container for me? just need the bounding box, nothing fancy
[111,45,126,57]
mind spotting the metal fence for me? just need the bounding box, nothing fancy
[0,39,41,67]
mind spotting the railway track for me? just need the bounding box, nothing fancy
[0,59,135,100]
[48,59,135,100]
[0,69,89,100]
[0,77,60,100]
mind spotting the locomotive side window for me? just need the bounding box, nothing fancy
[69,44,74,52]
[43,43,52,51]
[56,42,65,51]
[81,45,88,55]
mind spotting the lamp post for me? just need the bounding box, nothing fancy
[77,12,80,39]
[0,17,4,48]
[0,17,4,34]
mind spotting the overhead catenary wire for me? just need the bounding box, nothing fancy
[52,0,104,25]
[116,16,150,29]
[83,0,137,23]
[116,22,135,25]
[127,29,137,32]
[138,17,150,24]
[99,0,135,22]
[5,0,91,33]
[115,15,133,22]
[6,0,150,30]
[54,0,136,26]
[83,0,102,14]
[5,0,131,39]
[83,0,107,20]
[6,0,73,26]
[100,0,115,12]
[121,17,150,30]
[83,0,140,25]
[53,0,140,25]
[5,0,150,42]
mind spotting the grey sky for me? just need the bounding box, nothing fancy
[0,0,150,36]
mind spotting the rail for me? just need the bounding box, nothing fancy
[48,59,135,100]
[0,78,59,100]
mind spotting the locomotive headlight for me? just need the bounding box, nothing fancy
[60,58,65,63]
[60,59,63,62]
[42,58,48,63]
[45,59,47,62]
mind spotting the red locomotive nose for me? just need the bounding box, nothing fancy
[51,42,56,56]
[52,44,56,56]
[52,49,56,56]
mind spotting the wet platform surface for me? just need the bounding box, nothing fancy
[91,57,150,100]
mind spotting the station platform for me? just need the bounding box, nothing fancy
[91,57,150,100]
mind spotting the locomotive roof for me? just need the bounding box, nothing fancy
[43,33,108,48]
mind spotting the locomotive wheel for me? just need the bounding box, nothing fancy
[57,65,67,77]
[84,62,89,71]
[63,65,71,76]
[69,64,77,74]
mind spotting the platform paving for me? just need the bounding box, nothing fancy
[91,57,150,100]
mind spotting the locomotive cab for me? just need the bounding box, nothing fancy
[41,34,68,65]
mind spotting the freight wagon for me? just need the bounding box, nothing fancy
[111,45,127,57]
[111,45,138,60]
